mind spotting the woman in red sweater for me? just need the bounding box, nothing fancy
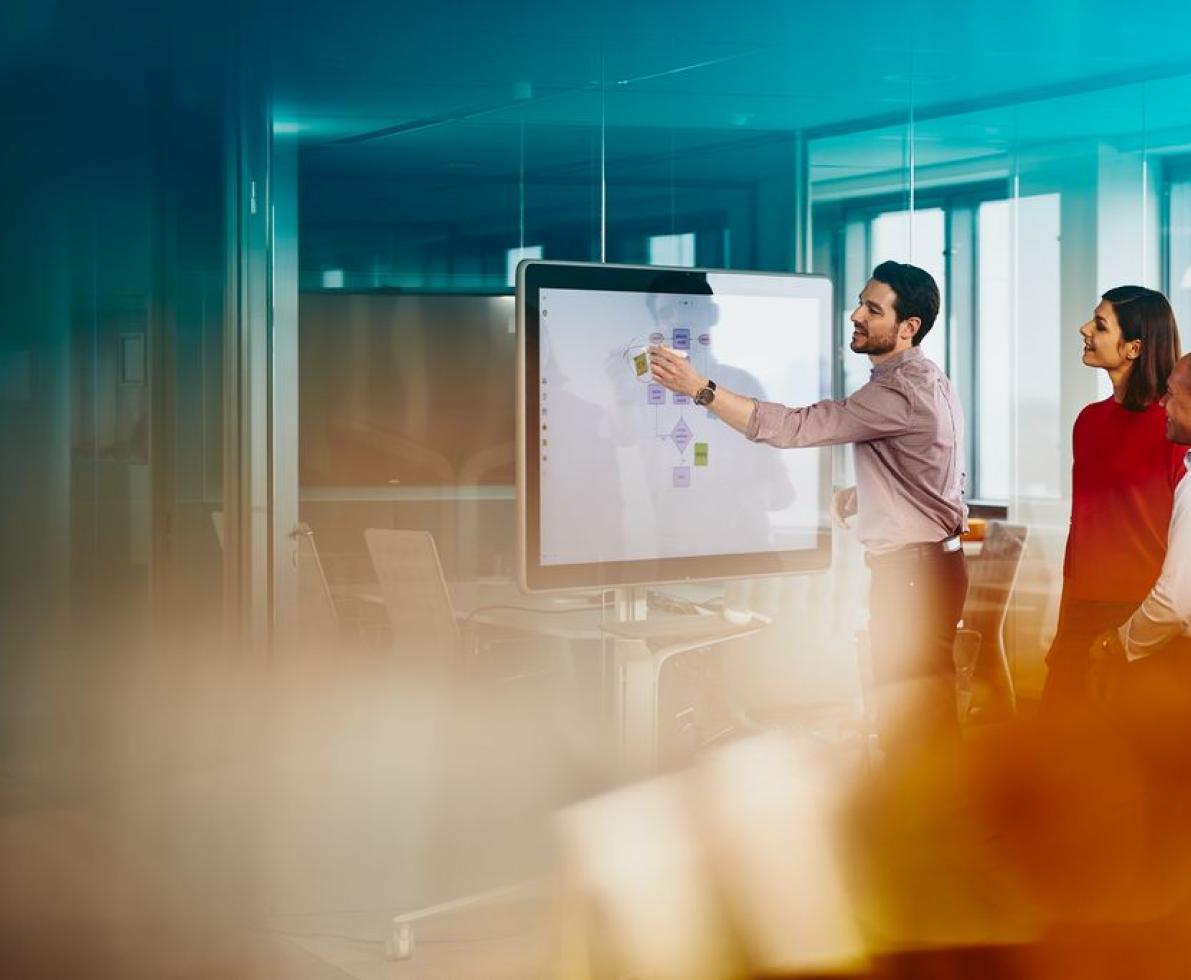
[1040,286,1187,712]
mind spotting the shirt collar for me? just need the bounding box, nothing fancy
[870,346,923,379]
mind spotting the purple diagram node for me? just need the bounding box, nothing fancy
[647,384,666,405]
[673,466,691,488]
[670,418,693,453]
[672,328,691,351]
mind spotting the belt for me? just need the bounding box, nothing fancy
[865,534,963,567]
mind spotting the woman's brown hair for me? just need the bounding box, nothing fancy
[1102,285,1183,411]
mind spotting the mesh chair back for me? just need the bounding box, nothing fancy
[293,522,340,639]
[365,528,461,665]
[962,521,1028,713]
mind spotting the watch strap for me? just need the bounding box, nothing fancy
[694,379,717,405]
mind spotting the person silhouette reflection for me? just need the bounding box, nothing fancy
[606,272,795,563]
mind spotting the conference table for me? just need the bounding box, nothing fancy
[331,575,771,773]
[450,580,770,775]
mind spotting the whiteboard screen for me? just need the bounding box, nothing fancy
[518,262,832,591]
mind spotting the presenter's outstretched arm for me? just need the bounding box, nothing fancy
[649,346,755,434]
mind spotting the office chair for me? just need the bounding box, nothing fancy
[364,528,461,670]
[822,522,1028,760]
[363,529,572,964]
[853,521,1030,734]
[290,522,342,643]
[364,527,576,683]
[954,521,1028,722]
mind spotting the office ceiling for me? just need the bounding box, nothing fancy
[7,1,1191,142]
[263,0,1191,201]
[270,0,1191,139]
[8,0,1191,212]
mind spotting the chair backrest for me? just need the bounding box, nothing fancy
[292,522,341,640]
[963,521,1028,640]
[364,528,460,665]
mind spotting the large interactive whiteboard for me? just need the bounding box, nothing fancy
[517,261,833,592]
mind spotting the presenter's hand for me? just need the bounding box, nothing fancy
[1087,629,1127,703]
[649,345,703,397]
[830,486,858,529]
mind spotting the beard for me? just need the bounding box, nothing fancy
[850,329,898,356]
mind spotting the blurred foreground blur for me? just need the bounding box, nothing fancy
[554,670,1191,980]
[5,606,1191,978]
[8,2,1191,976]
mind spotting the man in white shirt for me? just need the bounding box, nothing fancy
[1091,352,1191,692]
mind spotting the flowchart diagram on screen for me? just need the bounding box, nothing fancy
[614,326,750,494]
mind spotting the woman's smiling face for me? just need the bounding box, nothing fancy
[1080,298,1139,372]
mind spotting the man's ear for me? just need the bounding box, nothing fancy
[901,316,922,342]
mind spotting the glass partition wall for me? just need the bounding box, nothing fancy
[810,78,1187,695]
[14,9,1191,975]
[293,103,825,584]
[276,49,907,918]
[269,30,1191,925]
[283,60,1191,715]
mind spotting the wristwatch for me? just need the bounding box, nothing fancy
[693,379,717,407]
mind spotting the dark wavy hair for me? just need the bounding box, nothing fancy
[1101,285,1183,411]
[871,260,941,346]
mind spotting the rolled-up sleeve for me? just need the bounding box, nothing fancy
[1118,475,1191,660]
[745,379,915,449]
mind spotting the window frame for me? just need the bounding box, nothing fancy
[1160,155,1191,310]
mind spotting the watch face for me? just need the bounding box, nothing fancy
[695,386,715,406]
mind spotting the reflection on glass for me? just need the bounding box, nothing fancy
[977,199,1012,501]
[1009,194,1062,501]
[648,232,696,268]
[841,221,870,401]
[1167,177,1191,341]
[539,279,823,568]
[972,193,1065,504]
[507,245,543,287]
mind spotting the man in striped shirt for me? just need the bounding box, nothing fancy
[651,261,968,757]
